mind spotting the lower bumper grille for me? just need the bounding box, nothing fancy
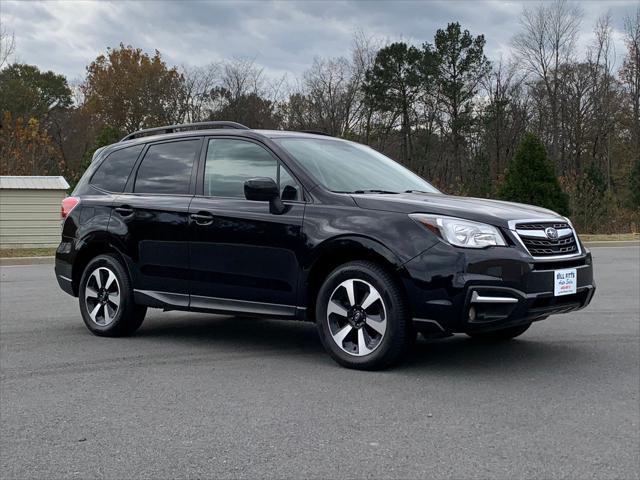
[528,289,592,316]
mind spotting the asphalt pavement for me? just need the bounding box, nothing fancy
[1,246,639,479]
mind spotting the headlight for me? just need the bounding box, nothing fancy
[409,214,506,248]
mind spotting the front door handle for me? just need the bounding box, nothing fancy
[115,205,134,217]
[190,212,214,226]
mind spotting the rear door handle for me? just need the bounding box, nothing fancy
[190,212,214,226]
[115,205,134,217]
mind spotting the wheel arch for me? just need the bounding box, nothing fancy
[302,235,409,321]
[71,234,132,296]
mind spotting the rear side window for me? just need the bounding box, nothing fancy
[134,139,200,195]
[90,145,143,193]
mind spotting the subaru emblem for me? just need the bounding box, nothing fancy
[545,227,559,240]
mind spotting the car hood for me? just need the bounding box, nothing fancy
[351,192,564,228]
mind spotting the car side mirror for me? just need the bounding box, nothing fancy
[244,177,285,214]
[244,177,278,201]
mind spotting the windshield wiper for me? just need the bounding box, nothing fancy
[403,189,433,194]
[352,189,399,194]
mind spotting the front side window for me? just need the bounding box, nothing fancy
[204,138,300,200]
[90,145,143,193]
[274,137,439,194]
[134,139,200,195]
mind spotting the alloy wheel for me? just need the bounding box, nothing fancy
[84,266,120,326]
[327,279,387,356]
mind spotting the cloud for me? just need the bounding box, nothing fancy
[1,0,636,82]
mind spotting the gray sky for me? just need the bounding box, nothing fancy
[2,0,637,82]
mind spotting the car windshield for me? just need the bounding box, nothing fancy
[273,137,440,194]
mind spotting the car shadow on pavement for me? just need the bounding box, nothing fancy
[404,335,588,375]
[136,312,591,374]
[138,313,326,355]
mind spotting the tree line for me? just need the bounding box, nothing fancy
[1,1,638,233]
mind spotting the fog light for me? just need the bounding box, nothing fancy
[469,306,476,321]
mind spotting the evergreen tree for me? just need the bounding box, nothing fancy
[363,42,427,166]
[432,22,491,183]
[0,63,73,121]
[498,133,570,215]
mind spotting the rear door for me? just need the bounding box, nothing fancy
[188,137,305,315]
[110,138,202,304]
[81,143,145,237]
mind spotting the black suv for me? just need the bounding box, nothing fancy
[55,121,595,369]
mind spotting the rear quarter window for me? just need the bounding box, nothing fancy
[90,144,144,193]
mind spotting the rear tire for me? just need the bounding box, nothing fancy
[79,254,146,337]
[315,261,411,370]
[466,323,531,342]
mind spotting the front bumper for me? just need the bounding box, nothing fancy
[402,242,596,334]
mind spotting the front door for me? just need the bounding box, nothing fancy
[189,137,305,316]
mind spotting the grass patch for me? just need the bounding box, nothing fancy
[0,247,57,258]
[579,233,639,242]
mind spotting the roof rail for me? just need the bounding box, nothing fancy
[299,130,334,137]
[120,121,250,142]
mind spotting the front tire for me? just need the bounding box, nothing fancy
[466,323,531,342]
[79,254,146,337]
[315,261,411,370]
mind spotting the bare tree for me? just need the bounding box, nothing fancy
[586,13,617,186]
[0,27,15,69]
[621,6,640,163]
[209,58,284,128]
[219,57,264,102]
[350,31,381,142]
[513,0,582,168]
[179,63,220,123]
[285,32,379,137]
[301,56,359,136]
[481,59,528,181]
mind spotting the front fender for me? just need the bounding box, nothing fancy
[305,234,404,271]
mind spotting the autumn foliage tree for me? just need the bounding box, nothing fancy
[82,44,185,133]
[0,63,71,176]
[0,112,64,175]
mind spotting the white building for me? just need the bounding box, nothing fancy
[0,176,70,249]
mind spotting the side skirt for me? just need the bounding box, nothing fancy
[133,289,305,319]
[134,290,189,309]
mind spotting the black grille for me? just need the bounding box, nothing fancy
[530,290,588,312]
[516,222,570,230]
[515,222,579,257]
